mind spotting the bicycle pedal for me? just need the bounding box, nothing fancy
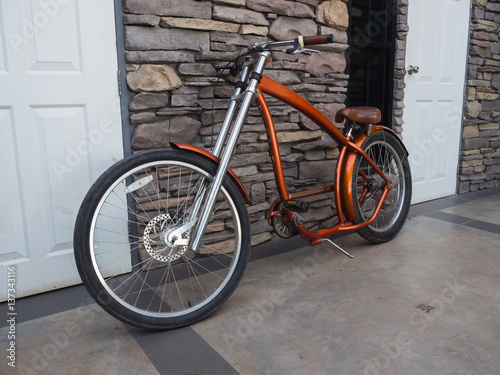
[281,199,309,212]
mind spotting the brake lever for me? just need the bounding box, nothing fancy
[295,48,321,55]
[284,46,321,55]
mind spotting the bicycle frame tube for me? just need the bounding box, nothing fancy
[257,75,393,241]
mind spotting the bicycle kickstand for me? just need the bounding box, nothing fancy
[322,238,354,259]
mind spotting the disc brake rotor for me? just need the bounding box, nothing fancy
[143,214,188,262]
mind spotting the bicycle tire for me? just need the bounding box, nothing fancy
[73,149,251,329]
[351,131,412,243]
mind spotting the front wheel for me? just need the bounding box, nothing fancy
[351,131,412,243]
[73,150,251,329]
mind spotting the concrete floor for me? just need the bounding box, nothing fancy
[1,187,499,375]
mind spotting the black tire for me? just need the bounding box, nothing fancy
[73,149,251,329]
[351,131,412,243]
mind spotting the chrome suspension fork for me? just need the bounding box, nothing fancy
[180,65,251,230]
[183,51,270,252]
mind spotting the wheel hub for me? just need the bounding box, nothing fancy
[143,214,188,262]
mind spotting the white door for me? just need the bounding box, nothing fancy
[403,0,470,203]
[0,0,124,299]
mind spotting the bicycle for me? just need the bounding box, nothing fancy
[73,34,412,330]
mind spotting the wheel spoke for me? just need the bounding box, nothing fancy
[352,133,411,243]
[75,152,249,329]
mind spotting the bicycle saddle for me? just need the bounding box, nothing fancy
[335,106,382,124]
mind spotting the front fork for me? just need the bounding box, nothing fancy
[168,51,271,252]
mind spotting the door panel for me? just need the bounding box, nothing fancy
[403,0,470,203]
[0,0,124,299]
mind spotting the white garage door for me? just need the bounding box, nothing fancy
[0,0,124,299]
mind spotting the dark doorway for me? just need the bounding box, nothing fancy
[347,0,397,127]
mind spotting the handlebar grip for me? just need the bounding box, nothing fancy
[300,34,334,46]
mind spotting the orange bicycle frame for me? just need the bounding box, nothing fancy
[257,75,392,244]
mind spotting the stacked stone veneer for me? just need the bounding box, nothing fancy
[123,0,351,245]
[393,0,408,134]
[461,0,500,193]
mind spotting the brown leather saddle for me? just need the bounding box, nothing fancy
[335,106,382,124]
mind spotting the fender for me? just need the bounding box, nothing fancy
[170,142,252,205]
[340,126,408,222]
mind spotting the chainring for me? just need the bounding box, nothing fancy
[271,213,297,239]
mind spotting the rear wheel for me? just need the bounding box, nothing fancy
[351,131,412,243]
[73,150,251,329]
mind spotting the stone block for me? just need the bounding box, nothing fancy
[299,159,337,179]
[492,73,500,90]
[471,31,499,42]
[131,121,170,149]
[131,116,201,149]
[264,70,301,85]
[480,180,499,189]
[461,159,483,168]
[230,152,270,168]
[268,16,317,41]
[479,129,500,137]
[305,52,346,77]
[486,164,500,175]
[124,0,212,19]
[214,0,246,5]
[462,137,490,150]
[305,149,326,160]
[260,130,323,143]
[458,181,470,194]
[126,51,194,64]
[178,63,217,76]
[160,17,240,33]
[171,94,198,107]
[127,65,182,92]
[125,26,209,51]
[463,125,479,139]
[250,182,266,204]
[213,5,269,26]
[130,112,156,124]
[239,25,269,36]
[246,0,315,18]
[211,31,268,46]
[317,0,349,30]
[485,2,500,12]
[482,99,500,111]
[130,92,169,110]
[123,15,160,26]
[299,103,345,129]
[292,139,337,151]
[232,165,258,177]
[465,101,482,118]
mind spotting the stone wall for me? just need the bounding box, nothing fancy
[123,0,350,245]
[460,0,500,193]
[392,0,408,134]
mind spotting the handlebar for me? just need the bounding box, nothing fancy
[231,34,334,76]
[248,33,335,54]
[300,34,334,46]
